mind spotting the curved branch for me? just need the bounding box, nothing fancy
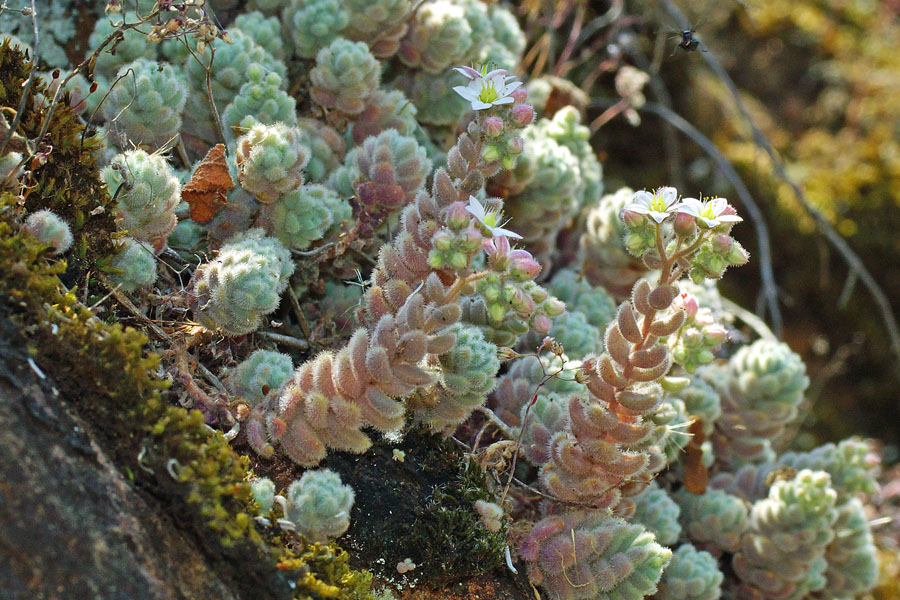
[660,0,900,374]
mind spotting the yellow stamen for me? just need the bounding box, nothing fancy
[479,81,499,104]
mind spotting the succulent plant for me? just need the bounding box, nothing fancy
[674,488,749,555]
[341,0,412,58]
[732,469,837,599]
[101,149,181,252]
[350,88,419,145]
[310,38,381,115]
[547,310,601,360]
[546,268,618,332]
[672,375,722,436]
[225,349,294,404]
[109,237,157,293]
[518,392,567,466]
[630,482,682,546]
[777,438,879,497]
[282,0,349,59]
[319,280,363,333]
[285,468,355,542]
[236,122,310,203]
[397,70,471,127]
[520,511,671,600]
[296,117,345,183]
[167,218,205,251]
[233,11,286,61]
[410,323,500,433]
[820,497,879,598]
[103,58,187,149]
[257,183,350,250]
[540,106,603,207]
[222,63,297,135]
[190,228,294,336]
[250,477,276,513]
[336,129,431,229]
[711,339,809,467]
[658,544,724,600]
[183,30,286,140]
[23,210,73,255]
[399,0,473,74]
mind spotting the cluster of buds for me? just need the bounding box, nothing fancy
[452,65,534,170]
[428,200,485,271]
[622,187,748,282]
[475,234,561,334]
[667,291,728,372]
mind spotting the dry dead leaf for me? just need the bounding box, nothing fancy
[182,143,234,223]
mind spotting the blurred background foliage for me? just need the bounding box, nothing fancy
[517,0,900,453]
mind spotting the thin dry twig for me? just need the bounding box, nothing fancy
[659,0,900,374]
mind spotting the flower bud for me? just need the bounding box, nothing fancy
[432,230,453,251]
[702,324,727,346]
[501,155,518,170]
[711,234,733,255]
[483,116,504,137]
[488,301,507,323]
[427,250,446,268]
[507,136,524,155]
[511,104,535,126]
[533,314,552,334]
[481,144,500,162]
[529,286,548,303]
[447,201,470,230]
[622,209,646,228]
[511,289,536,314]
[510,255,541,281]
[497,346,519,360]
[625,231,647,254]
[510,87,527,104]
[542,297,566,317]
[726,242,750,266]
[449,251,468,270]
[698,349,715,365]
[682,328,703,348]
[673,292,699,321]
[673,211,696,237]
[460,227,483,252]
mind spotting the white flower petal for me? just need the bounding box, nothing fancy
[648,211,670,224]
[716,214,743,223]
[490,226,523,239]
[659,186,678,207]
[624,202,652,214]
[708,197,729,214]
[471,100,493,110]
[503,80,523,93]
[674,197,702,216]
[631,190,654,207]
[493,97,515,105]
[466,196,486,220]
[453,66,479,79]
[484,68,508,79]
[453,86,479,101]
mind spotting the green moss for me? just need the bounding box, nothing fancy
[0,43,374,600]
[323,430,505,584]
[0,40,118,266]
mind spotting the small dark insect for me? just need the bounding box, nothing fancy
[678,29,701,51]
[667,24,709,56]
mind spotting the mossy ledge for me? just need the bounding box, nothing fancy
[0,41,374,600]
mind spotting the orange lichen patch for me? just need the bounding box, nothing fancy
[182,144,234,223]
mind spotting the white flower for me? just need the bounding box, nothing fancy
[675,197,743,228]
[624,186,679,223]
[452,65,522,111]
[465,195,522,239]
